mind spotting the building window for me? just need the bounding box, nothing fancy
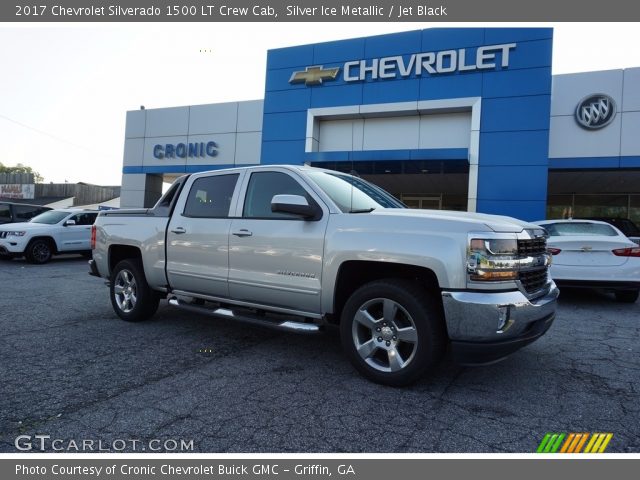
[547,193,639,222]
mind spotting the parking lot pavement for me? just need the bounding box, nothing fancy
[0,257,638,453]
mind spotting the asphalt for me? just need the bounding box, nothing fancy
[0,256,638,453]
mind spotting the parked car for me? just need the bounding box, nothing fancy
[584,217,640,245]
[0,201,51,225]
[534,219,640,303]
[0,209,99,264]
[90,165,558,386]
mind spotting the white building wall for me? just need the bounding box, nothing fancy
[120,100,263,207]
[549,68,640,159]
[621,68,640,157]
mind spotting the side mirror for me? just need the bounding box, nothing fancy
[64,219,76,226]
[271,194,318,219]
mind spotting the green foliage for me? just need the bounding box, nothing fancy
[0,162,44,183]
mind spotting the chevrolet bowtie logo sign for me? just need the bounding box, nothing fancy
[289,65,340,86]
[287,44,517,87]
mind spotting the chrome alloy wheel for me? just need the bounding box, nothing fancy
[351,298,418,373]
[114,269,137,313]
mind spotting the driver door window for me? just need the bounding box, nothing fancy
[243,171,311,219]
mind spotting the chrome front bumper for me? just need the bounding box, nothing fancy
[441,281,559,364]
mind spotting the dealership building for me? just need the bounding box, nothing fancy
[120,27,640,222]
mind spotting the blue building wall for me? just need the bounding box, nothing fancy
[262,28,554,221]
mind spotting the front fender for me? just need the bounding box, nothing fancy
[321,215,468,314]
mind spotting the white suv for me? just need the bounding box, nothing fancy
[0,209,99,264]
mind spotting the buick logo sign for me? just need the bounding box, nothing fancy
[575,94,616,130]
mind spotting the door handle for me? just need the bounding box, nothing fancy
[171,227,186,234]
[232,229,252,237]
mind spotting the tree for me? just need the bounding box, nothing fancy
[0,162,44,183]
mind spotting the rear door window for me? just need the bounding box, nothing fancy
[77,213,98,225]
[183,174,239,218]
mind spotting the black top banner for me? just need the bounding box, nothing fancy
[3,0,640,22]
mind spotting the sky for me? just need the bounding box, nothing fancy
[0,22,639,186]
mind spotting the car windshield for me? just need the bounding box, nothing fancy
[543,222,618,237]
[307,171,405,212]
[29,211,69,225]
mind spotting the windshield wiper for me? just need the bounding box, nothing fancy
[348,208,375,213]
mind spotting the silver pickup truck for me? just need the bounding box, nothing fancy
[90,165,558,386]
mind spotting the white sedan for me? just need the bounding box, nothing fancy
[533,219,640,303]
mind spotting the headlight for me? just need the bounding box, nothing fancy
[5,231,26,237]
[467,237,519,281]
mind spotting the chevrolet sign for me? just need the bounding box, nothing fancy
[289,66,340,85]
[289,43,516,86]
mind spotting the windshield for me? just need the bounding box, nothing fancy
[543,222,618,237]
[29,211,69,225]
[307,171,405,212]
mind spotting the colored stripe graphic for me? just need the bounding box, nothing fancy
[584,433,614,453]
[573,433,590,453]
[560,433,576,453]
[537,433,565,453]
[584,433,599,453]
[536,433,552,453]
[538,433,613,453]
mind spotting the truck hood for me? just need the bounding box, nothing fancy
[369,208,540,233]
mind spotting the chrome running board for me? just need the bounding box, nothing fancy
[168,298,320,334]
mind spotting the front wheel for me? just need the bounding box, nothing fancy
[340,279,446,386]
[26,239,53,264]
[615,289,639,303]
[110,259,160,322]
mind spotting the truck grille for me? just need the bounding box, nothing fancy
[518,237,547,256]
[519,269,548,294]
[517,238,549,295]
[0,232,7,239]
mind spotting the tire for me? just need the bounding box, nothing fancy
[340,279,446,387]
[615,289,639,303]
[26,239,53,264]
[110,259,160,322]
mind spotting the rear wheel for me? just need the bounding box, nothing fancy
[110,259,160,321]
[340,279,446,387]
[615,289,639,303]
[26,239,53,264]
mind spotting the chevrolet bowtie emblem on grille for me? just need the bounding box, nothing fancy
[289,65,340,86]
